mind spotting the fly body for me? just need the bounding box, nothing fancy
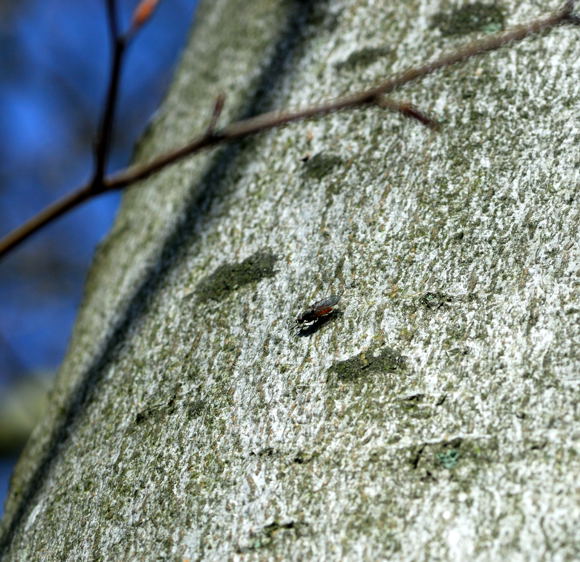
[296,294,341,334]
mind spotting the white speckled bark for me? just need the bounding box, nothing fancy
[2,0,579,560]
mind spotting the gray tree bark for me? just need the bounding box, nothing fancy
[1,0,579,559]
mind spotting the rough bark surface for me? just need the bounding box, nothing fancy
[1,0,579,559]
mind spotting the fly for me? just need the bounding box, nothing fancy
[295,294,341,335]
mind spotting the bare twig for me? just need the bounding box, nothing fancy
[105,2,576,191]
[206,94,226,136]
[374,97,440,130]
[0,2,577,260]
[92,0,161,188]
[0,186,95,257]
[129,0,160,37]
[92,0,129,188]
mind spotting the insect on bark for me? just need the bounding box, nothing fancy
[295,294,341,336]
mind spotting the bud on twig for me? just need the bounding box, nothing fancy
[206,94,226,136]
[131,0,159,33]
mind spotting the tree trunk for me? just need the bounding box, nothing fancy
[2,0,579,559]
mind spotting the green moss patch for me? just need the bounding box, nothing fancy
[133,392,179,426]
[187,400,206,419]
[335,46,391,71]
[431,2,505,36]
[195,250,277,303]
[329,345,407,383]
[410,437,499,472]
[437,448,461,469]
[302,153,343,180]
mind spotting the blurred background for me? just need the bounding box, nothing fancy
[0,0,199,515]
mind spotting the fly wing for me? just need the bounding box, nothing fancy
[312,294,341,310]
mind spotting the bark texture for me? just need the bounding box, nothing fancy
[1,0,579,559]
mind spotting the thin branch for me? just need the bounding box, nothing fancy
[206,94,226,135]
[92,0,127,187]
[0,186,95,256]
[105,0,119,39]
[0,2,577,260]
[106,3,574,190]
[374,97,440,130]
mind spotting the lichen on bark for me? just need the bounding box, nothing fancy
[1,0,579,560]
